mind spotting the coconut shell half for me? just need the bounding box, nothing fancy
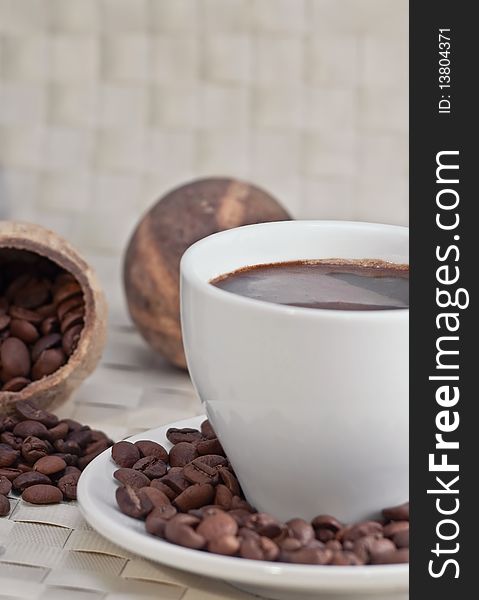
[0,221,107,415]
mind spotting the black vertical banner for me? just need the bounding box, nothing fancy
[410,2,475,598]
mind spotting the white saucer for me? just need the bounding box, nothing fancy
[77,416,408,600]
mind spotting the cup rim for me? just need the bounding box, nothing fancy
[180,220,409,321]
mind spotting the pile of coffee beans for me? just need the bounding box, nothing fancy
[113,421,409,566]
[0,400,113,515]
[0,255,85,392]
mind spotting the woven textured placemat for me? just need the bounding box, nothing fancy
[0,318,257,600]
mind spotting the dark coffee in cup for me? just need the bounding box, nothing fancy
[211,259,409,311]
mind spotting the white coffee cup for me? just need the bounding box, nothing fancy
[180,221,408,523]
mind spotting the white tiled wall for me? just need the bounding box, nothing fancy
[0,0,408,256]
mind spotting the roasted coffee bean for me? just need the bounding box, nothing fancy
[15,400,58,427]
[278,537,302,552]
[286,518,315,546]
[353,535,396,562]
[31,333,62,363]
[0,443,20,467]
[196,512,238,541]
[0,467,22,481]
[240,536,279,561]
[166,428,203,445]
[62,324,82,356]
[228,509,253,528]
[0,475,12,495]
[1,376,31,392]
[208,535,240,556]
[84,438,111,457]
[139,486,172,509]
[8,306,42,325]
[134,440,168,462]
[48,422,69,441]
[145,512,167,537]
[62,419,83,432]
[311,514,342,534]
[239,537,262,560]
[54,438,81,456]
[160,467,191,494]
[196,438,225,456]
[36,303,56,318]
[392,529,409,549]
[169,442,198,467]
[231,496,255,512]
[244,513,285,539]
[150,479,178,501]
[54,280,82,305]
[32,348,66,380]
[200,419,216,440]
[34,455,66,475]
[382,502,409,522]
[22,484,63,504]
[164,515,205,549]
[60,307,84,333]
[258,537,281,561]
[57,472,80,500]
[111,440,140,468]
[13,471,51,492]
[1,337,31,378]
[57,295,84,321]
[183,457,219,485]
[315,528,336,542]
[132,456,167,479]
[21,436,49,463]
[0,494,10,516]
[40,316,59,336]
[13,420,49,439]
[0,431,23,450]
[174,483,215,512]
[214,484,233,509]
[67,429,92,448]
[9,319,40,344]
[371,548,409,564]
[219,468,241,495]
[339,521,383,542]
[146,504,177,534]
[116,485,153,519]
[383,520,409,538]
[114,468,151,490]
[194,454,227,469]
[0,415,20,432]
